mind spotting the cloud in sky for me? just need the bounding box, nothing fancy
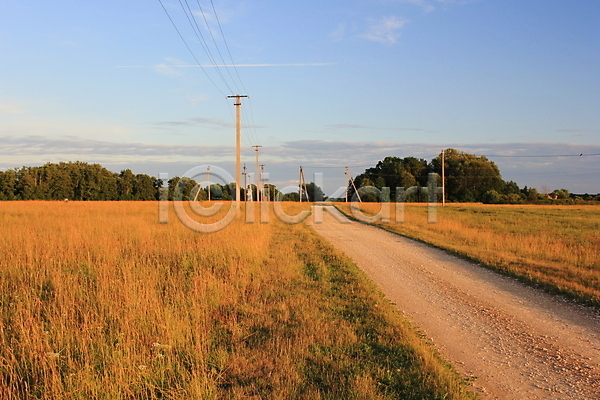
[323,124,435,134]
[1,136,598,193]
[188,96,209,105]
[155,117,232,129]
[273,141,600,193]
[0,104,26,115]
[361,16,409,44]
[330,23,347,42]
[0,135,232,160]
[325,124,368,131]
[152,57,187,76]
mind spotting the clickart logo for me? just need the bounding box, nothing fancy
[159,165,442,233]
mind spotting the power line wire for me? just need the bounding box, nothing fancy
[301,152,599,172]
[195,0,243,94]
[245,98,262,146]
[179,0,233,93]
[210,0,249,95]
[157,0,226,96]
[485,153,600,158]
[241,99,261,146]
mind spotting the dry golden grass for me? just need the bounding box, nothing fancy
[337,202,600,306]
[0,201,476,399]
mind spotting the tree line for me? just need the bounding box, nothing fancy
[1,154,595,203]
[349,149,597,204]
[0,161,291,201]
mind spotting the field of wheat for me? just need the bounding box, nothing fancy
[337,202,600,306]
[0,201,475,400]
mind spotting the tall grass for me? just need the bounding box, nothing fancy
[337,202,600,306]
[0,201,475,399]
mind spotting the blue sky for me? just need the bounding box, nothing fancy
[1,0,599,194]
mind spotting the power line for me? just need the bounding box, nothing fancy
[159,0,259,149]
[485,153,600,158]
[302,164,382,169]
[195,0,243,94]
[179,0,233,93]
[241,99,261,146]
[210,0,248,95]
[157,0,226,96]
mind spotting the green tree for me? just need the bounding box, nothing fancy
[281,192,300,201]
[133,174,158,200]
[552,188,570,200]
[351,156,428,201]
[118,169,136,200]
[303,182,325,202]
[431,149,504,202]
[262,184,281,201]
[482,190,503,204]
[168,177,198,201]
[521,186,543,203]
[0,170,17,200]
[46,163,74,200]
[15,167,37,200]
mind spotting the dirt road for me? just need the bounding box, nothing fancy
[308,206,600,399]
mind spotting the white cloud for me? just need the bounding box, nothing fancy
[154,64,183,76]
[361,16,408,44]
[0,104,26,114]
[153,57,187,76]
[155,117,232,129]
[1,136,597,193]
[330,23,347,42]
[188,96,210,105]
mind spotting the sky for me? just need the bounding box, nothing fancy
[1,0,599,195]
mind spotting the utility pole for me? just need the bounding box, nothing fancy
[345,167,362,202]
[441,150,446,206]
[242,164,249,202]
[207,165,211,202]
[260,164,266,201]
[252,145,262,202]
[299,166,308,202]
[345,168,349,202]
[227,94,248,204]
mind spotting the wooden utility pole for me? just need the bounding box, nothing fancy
[227,95,248,204]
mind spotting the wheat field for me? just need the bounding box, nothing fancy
[0,201,475,399]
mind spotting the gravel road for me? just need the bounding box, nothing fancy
[308,206,600,400]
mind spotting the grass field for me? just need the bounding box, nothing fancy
[0,201,476,400]
[336,202,600,307]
